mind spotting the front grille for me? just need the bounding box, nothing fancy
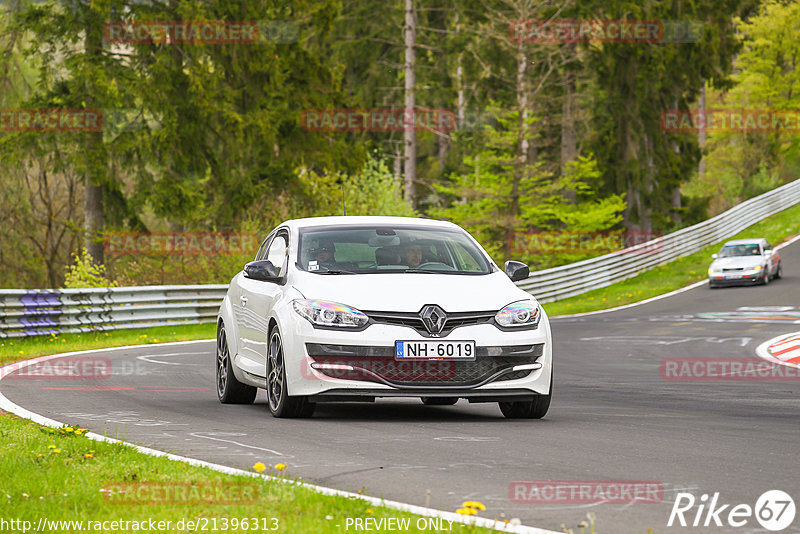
[365,310,496,337]
[306,343,544,387]
[723,268,744,272]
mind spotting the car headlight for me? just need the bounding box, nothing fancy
[495,301,540,328]
[292,299,369,328]
[752,265,763,271]
[708,267,715,275]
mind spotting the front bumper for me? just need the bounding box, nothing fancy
[282,313,552,398]
[709,272,765,286]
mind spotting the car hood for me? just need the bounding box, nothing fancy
[290,270,534,312]
[711,256,764,269]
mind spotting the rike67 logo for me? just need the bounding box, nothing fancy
[668,490,795,531]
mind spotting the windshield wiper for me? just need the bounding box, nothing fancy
[316,269,358,275]
[404,268,447,274]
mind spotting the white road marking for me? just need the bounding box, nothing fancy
[137,352,205,365]
[188,432,290,458]
[579,336,752,347]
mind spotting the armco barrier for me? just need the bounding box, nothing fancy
[2,178,799,337]
[516,177,800,301]
[0,285,227,338]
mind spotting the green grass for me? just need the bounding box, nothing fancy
[0,323,215,367]
[0,413,498,533]
[543,203,800,317]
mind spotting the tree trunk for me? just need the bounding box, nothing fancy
[560,62,577,203]
[83,9,105,266]
[504,41,528,262]
[403,0,416,207]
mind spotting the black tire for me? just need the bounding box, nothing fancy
[499,372,552,419]
[708,281,718,289]
[216,325,257,404]
[775,262,783,279]
[421,397,458,406]
[762,270,770,285]
[267,328,315,418]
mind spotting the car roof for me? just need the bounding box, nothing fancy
[722,238,765,246]
[281,216,461,231]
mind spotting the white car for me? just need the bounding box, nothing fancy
[216,216,552,419]
[708,238,782,288]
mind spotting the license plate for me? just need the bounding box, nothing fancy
[395,340,476,360]
[725,274,742,279]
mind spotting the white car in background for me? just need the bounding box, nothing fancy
[216,216,552,419]
[708,238,782,288]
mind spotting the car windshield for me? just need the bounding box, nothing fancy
[718,244,762,257]
[297,225,492,275]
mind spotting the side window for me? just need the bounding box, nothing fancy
[265,234,288,276]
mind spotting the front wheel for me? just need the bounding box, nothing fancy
[775,262,783,279]
[499,372,552,419]
[216,325,257,404]
[267,328,315,418]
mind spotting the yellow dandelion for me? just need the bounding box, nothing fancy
[47,445,56,449]
[252,462,267,473]
[37,454,45,458]
[456,508,477,515]
[84,454,93,459]
[274,463,287,471]
[52,449,61,454]
[365,509,374,514]
[462,500,486,511]
[64,427,73,433]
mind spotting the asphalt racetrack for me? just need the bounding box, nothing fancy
[3,240,800,533]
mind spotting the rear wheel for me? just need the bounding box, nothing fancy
[267,328,315,418]
[216,325,257,404]
[421,397,458,406]
[499,373,552,419]
[775,262,783,279]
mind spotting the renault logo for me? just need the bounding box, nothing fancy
[420,305,447,334]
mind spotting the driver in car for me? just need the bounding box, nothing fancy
[402,243,423,268]
[310,240,337,271]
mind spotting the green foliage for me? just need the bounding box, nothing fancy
[63,249,117,289]
[433,109,625,267]
[296,154,417,218]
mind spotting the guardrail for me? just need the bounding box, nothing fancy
[2,178,799,337]
[0,285,227,338]
[515,177,800,302]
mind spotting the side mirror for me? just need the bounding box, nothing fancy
[711,253,718,259]
[244,260,280,282]
[764,249,773,255]
[504,260,530,282]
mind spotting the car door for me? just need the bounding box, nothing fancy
[236,230,289,378]
[233,233,273,360]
